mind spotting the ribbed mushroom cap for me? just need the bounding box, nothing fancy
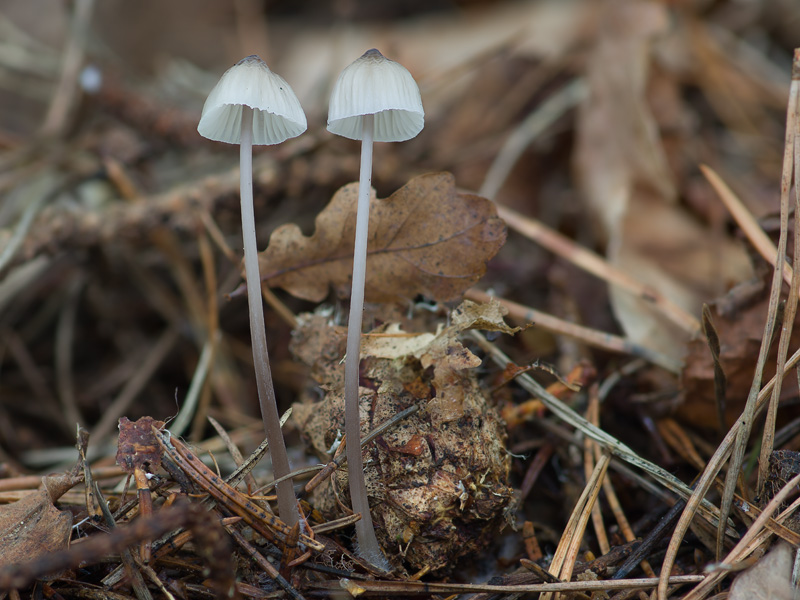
[198,55,307,145]
[327,49,424,142]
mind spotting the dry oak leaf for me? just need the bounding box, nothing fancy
[258,172,507,303]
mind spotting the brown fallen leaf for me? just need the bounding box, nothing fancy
[0,471,83,569]
[258,172,506,303]
[678,280,800,428]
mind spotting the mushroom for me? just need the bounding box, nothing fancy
[198,55,306,526]
[327,48,424,569]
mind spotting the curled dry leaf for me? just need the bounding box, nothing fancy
[258,172,507,303]
[292,299,517,572]
[0,471,83,568]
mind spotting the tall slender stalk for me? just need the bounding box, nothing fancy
[343,114,387,568]
[239,107,298,527]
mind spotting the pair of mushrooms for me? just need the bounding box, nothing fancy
[197,50,424,569]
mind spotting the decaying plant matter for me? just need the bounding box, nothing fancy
[292,300,518,572]
[4,1,800,599]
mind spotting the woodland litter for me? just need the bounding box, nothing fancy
[1,1,800,599]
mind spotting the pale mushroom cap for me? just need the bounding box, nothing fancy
[327,49,424,142]
[198,55,307,145]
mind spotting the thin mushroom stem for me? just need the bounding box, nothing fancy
[343,113,388,569]
[239,106,298,527]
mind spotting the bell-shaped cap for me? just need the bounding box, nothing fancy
[327,49,424,142]
[198,55,307,145]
